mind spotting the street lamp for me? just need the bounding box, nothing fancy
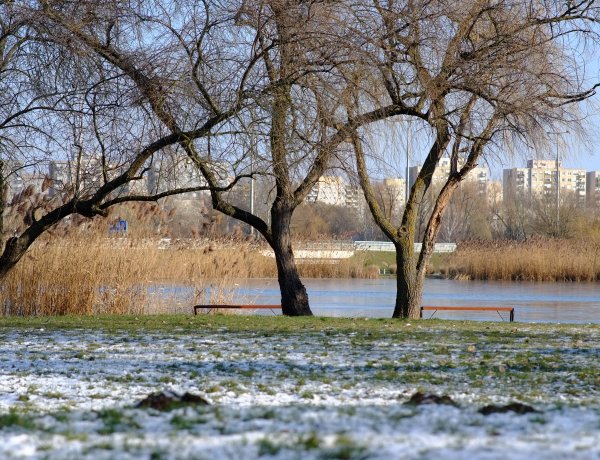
[249,142,255,237]
[551,131,569,237]
[555,139,560,237]
[405,120,411,206]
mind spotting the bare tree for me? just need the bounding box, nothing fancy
[0,3,60,242]
[350,0,600,318]
[40,0,414,315]
[0,2,248,280]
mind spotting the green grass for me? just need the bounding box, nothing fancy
[352,250,397,269]
[0,410,36,430]
[0,313,596,337]
[351,250,450,274]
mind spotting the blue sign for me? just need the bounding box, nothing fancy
[109,219,128,235]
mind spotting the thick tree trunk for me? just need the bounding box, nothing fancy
[0,234,31,280]
[392,178,459,319]
[271,202,312,316]
[0,165,5,247]
[392,242,423,319]
[0,199,96,281]
[394,272,424,319]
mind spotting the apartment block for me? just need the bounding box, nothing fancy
[306,175,347,207]
[305,176,366,217]
[382,178,406,206]
[49,154,112,197]
[409,157,489,194]
[587,171,600,207]
[560,167,587,204]
[408,158,452,189]
[504,159,586,204]
[48,160,72,194]
[148,158,229,199]
[2,160,25,200]
[502,168,528,200]
[344,183,362,209]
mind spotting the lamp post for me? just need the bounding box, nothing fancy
[249,142,255,237]
[248,115,256,237]
[405,121,411,206]
[555,139,560,237]
[551,131,569,237]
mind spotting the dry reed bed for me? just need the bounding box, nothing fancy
[0,238,377,316]
[443,239,600,282]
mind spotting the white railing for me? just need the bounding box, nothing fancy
[354,241,456,253]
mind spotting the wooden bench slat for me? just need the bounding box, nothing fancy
[193,304,515,321]
[420,306,514,322]
[193,304,281,315]
[195,305,281,309]
[421,306,514,312]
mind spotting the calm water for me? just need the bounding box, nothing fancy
[226,278,600,323]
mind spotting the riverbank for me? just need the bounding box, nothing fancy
[0,316,598,459]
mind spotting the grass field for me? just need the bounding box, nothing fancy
[0,316,598,459]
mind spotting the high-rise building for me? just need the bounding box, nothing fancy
[587,171,600,207]
[306,176,347,207]
[383,178,406,205]
[148,157,230,199]
[409,157,489,194]
[2,160,25,200]
[48,160,72,195]
[503,167,529,199]
[49,153,113,197]
[503,159,586,204]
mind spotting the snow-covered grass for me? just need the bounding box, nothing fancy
[0,316,598,459]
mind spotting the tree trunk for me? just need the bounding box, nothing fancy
[392,242,423,319]
[271,202,312,316]
[0,162,5,248]
[394,272,424,319]
[392,178,460,319]
[0,234,31,280]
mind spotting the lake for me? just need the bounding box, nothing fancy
[223,278,600,323]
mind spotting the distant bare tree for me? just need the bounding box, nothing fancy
[529,191,581,238]
[438,182,491,242]
[371,180,404,226]
[292,202,361,239]
[493,193,533,241]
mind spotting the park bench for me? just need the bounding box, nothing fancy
[193,304,282,315]
[420,306,515,322]
[193,304,515,322]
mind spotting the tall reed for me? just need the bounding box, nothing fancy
[0,237,275,316]
[442,238,600,282]
[0,236,382,316]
